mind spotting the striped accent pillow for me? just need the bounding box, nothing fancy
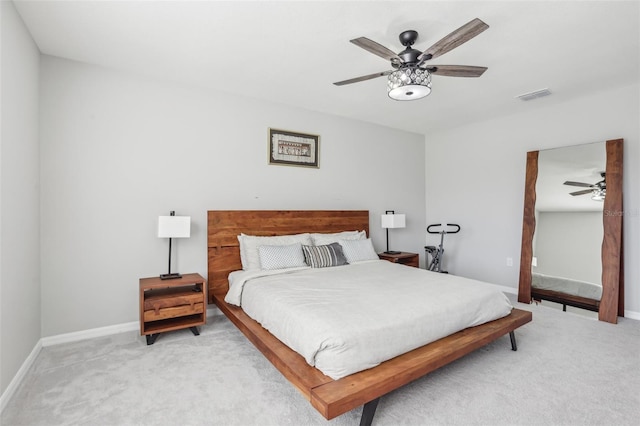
[302,243,348,268]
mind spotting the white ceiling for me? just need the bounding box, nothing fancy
[13,0,640,135]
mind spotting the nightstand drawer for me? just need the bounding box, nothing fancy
[143,288,202,311]
[398,256,419,268]
[144,302,204,322]
[378,252,419,268]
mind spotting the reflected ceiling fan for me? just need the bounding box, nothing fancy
[333,18,489,100]
[564,172,606,200]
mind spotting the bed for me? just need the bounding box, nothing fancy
[531,272,601,312]
[207,210,532,425]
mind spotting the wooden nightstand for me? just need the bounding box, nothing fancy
[378,252,419,268]
[139,273,207,345]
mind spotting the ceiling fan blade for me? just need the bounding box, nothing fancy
[350,37,402,62]
[570,189,594,196]
[427,65,487,77]
[564,181,594,188]
[333,70,392,86]
[419,18,489,61]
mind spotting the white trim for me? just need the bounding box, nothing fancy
[624,310,640,321]
[41,308,221,347]
[0,339,42,413]
[41,321,138,347]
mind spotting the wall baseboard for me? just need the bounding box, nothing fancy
[0,339,42,413]
[40,321,139,347]
[624,310,640,321]
[41,308,221,347]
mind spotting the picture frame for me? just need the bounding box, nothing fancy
[268,128,319,168]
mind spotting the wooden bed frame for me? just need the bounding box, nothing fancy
[207,210,532,424]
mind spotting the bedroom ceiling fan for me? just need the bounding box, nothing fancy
[333,18,489,101]
[564,172,606,201]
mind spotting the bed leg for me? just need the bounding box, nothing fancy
[509,331,517,351]
[360,398,380,426]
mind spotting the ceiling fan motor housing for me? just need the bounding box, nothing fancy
[398,48,422,65]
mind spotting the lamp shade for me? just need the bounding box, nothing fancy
[381,214,406,229]
[158,215,191,238]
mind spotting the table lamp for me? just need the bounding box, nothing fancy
[158,211,191,279]
[381,210,406,254]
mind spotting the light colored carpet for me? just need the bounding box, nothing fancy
[3,297,639,426]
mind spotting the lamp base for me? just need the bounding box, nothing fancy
[384,250,401,255]
[160,273,182,280]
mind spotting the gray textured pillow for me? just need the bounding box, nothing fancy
[258,242,306,270]
[302,243,348,268]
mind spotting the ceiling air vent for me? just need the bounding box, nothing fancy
[516,88,552,101]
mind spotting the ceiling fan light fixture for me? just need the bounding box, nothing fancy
[591,189,606,201]
[388,67,431,100]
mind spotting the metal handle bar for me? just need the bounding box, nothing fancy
[427,223,461,234]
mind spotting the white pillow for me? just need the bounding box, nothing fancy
[258,243,307,270]
[238,233,312,270]
[311,230,366,246]
[339,238,379,263]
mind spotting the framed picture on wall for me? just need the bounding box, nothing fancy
[268,128,319,168]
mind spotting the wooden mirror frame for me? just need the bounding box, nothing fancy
[518,138,624,324]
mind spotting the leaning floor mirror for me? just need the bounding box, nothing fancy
[518,139,624,324]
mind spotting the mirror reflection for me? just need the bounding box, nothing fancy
[532,142,605,314]
[519,138,623,323]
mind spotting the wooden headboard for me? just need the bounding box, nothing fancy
[207,210,369,303]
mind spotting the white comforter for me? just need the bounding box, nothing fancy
[225,260,512,380]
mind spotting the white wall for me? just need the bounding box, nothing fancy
[425,83,639,315]
[0,1,41,395]
[534,211,603,284]
[39,56,426,336]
